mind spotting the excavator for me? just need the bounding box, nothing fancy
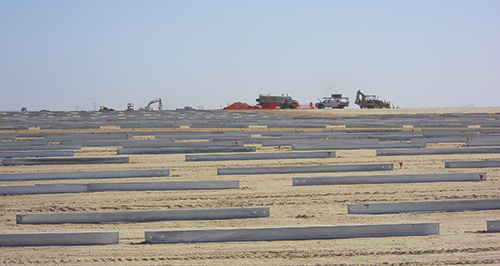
[354,90,391,109]
[139,98,162,111]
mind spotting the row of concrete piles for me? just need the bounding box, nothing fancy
[1,109,499,245]
[2,109,500,158]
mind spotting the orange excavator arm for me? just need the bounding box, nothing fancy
[140,98,162,111]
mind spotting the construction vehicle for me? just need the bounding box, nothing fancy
[279,96,298,109]
[256,94,299,109]
[315,94,349,109]
[354,90,391,109]
[139,98,162,111]
[224,94,300,110]
[126,103,134,111]
[99,106,115,111]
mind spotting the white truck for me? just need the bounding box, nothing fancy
[315,94,349,109]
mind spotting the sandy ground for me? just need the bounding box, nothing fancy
[1,108,500,265]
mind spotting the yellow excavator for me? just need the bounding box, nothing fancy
[355,90,391,109]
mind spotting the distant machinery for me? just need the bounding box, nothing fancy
[99,106,115,111]
[139,98,162,111]
[355,90,391,109]
[225,94,299,110]
[315,94,349,109]
[256,94,299,109]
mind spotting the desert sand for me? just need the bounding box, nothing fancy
[1,107,499,265]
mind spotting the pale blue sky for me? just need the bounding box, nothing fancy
[1,0,499,111]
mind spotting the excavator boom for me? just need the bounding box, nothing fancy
[139,98,162,111]
[355,90,391,109]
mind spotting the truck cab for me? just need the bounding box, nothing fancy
[315,94,349,109]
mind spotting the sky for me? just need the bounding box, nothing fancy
[1,0,499,111]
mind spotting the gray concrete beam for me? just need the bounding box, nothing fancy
[155,134,254,141]
[467,141,500,146]
[87,180,239,192]
[0,169,169,182]
[0,231,119,246]
[1,156,129,166]
[122,141,242,149]
[348,199,500,214]
[487,220,500,232]
[0,180,237,195]
[44,134,128,140]
[16,207,269,224]
[0,184,89,195]
[445,160,500,168]
[0,151,74,158]
[218,163,393,175]
[118,146,256,155]
[145,223,439,244]
[292,143,426,151]
[377,147,500,156]
[67,140,135,147]
[410,137,470,143]
[0,141,46,145]
[186,152,334,161]
[0,144,81,151]
[0,126,29,131]
[293,172,486,186]
[260,138,378,147]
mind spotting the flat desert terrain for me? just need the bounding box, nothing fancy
[1,107,499,265]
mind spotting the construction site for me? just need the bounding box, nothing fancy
[3,0,498,263]
[63,90,391,114]
[0,106,500,265]
[224,91,392,110]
